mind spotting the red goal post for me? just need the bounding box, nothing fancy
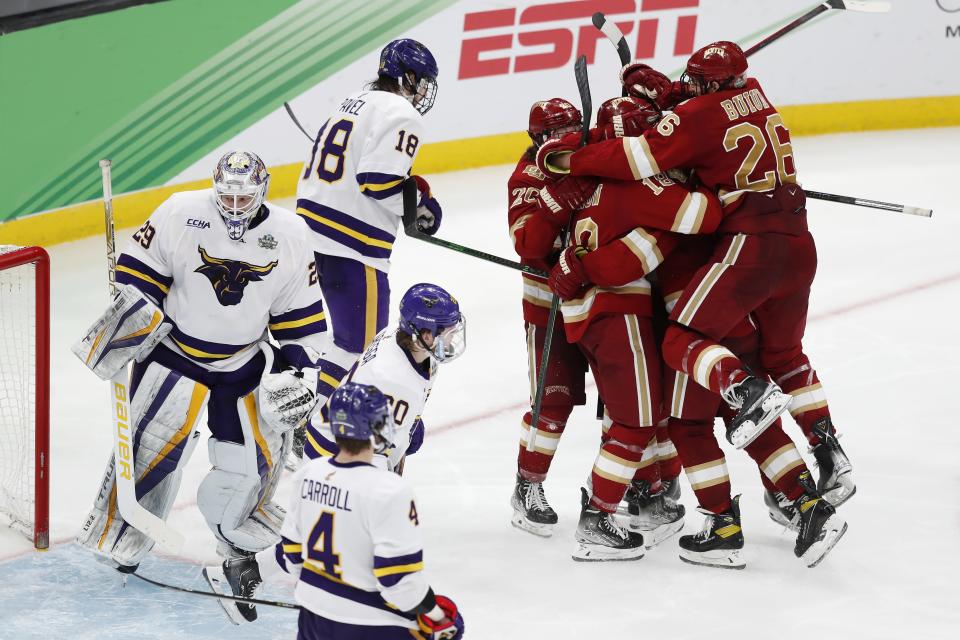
[0,245,50,550]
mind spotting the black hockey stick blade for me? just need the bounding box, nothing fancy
[591,12,631,66]
[400,178,549,277]
[574,55,592,146]
[130,570,301,611]
[804,189,932,217]
[828,0,891,12]
[283,101,315,143]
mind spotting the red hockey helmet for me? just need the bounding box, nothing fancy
[528,98,582,146]
[683,41,748,94]
[595,97,661,140]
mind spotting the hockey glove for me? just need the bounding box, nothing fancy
[406,418,425,456]
[549,246,591,301]
[535,130,581,178]
[71,284,171,380]
[259,366,319,433]
[620,62,686,110]
[414,175,442,235]
[537,176,598,227]
[418,595,465,640]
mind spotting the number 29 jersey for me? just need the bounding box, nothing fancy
[296,90,424,273]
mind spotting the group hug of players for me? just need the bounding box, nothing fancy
[507,40,855,567]
[63,33,857,640]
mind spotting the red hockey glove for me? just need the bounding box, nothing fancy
[535,130,581,178]
[413,175,442,236]
[537,176,598,227]
[417,595,465,640]
[549,246,591,301]
[620,62,685,110]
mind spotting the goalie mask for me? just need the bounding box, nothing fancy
[328,382,395,455]
[399,283,466,364]
[378,38,439,115]
[213,151,269,241]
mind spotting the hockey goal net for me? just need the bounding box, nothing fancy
[0,245,49,549]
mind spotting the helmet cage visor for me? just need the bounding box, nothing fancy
[429,314,466,363]
[403,71,438,115]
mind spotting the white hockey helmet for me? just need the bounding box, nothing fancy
[212,151,269,240]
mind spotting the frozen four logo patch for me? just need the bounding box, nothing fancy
[258,234,278,250]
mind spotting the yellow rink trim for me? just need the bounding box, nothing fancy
[3,94,958,248]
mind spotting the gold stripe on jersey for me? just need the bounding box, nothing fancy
[625,315,653,426]
[359,178,404,192]
[116,265,170,294]
[676,234,746,326]
[620,227,664,275]
[671,371,689,418]
[269,311,327,331]
[623,136,660,180]
[297,207,394,250]
[306,430,335,458]
[509,214,533,244]
[372,562,424,578]
[364,266,378,348]
[671,191,708,234]
[693,345,736,390]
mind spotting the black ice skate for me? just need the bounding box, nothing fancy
[764,489,800,532]
[511,473,558,537]
[678,495,746,570]
[810,417,856,506]
[722,377,792,448]
[793,471,848,568]
[573,488,645,562]
[624,480,686,548]
[661,476,682,506]
[203,553,263,624]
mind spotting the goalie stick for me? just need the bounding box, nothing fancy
[129,570,300,612]
[99,159,185,553]
[527,55,592,454]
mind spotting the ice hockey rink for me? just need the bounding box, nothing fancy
[1,126,959,640]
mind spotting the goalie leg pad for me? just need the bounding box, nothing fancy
[77,361,207,566]
[71,284,171,380]
[198,391,286,554]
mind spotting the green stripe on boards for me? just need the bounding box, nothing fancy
[17,0,454,217]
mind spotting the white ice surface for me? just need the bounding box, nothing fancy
[2,128,960,639]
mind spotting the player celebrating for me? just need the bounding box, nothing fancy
[507,98,590,537]
[227,382,464,639]
[292,38,442,465]
[302,283,466,473]
[73,151,325,576]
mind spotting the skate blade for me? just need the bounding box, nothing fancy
[803,517,848,568]
[823,480,856,508]
[630,518,685,549]
[767,511,800,533]
[202,566,245,625]
[678,548,745,570]
[572,541,645,562]
[730,392,792,449]
[511,511,555,538]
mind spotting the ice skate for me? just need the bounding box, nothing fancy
[573,488,645,562]
[764,489,800,532]
[661,476,682,506]
[678,495,746,570]
[204,552,263,624]
[511,473,558,537]
[793,471,848,568]
[624,480,685,548]
[810,418,856,506]
[722,377,792,448]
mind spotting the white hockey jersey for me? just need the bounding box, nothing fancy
[305,329,435,471]
[258,457,429,629]
[116,189,326,371]
[296,90,424,273]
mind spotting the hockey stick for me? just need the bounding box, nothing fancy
[99,159,185,553]
[805,190,933,217]
[283,101,315,143]
[745,0,890,57]
[591,12,631,97]
[400,179,549,278]
[527,55,592,454]
[130,570,301,611]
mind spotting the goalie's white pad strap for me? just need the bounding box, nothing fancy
[71,284,170,380]
[76,361,207,566]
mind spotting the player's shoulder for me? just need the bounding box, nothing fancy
[156,188,214,220]
[510,157,548,188]
[360,90,420,126]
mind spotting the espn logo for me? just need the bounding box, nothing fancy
[459,0,699,80]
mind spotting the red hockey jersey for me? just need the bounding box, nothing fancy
[507,156,563,326]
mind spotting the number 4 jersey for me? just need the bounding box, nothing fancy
[260,457,429,630]
[296,90,424,273]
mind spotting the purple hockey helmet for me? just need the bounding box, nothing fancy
[328,382,395,453]
[378,39,439,115]
[398,283,466,363]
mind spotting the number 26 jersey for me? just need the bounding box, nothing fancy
[296,90,424,273]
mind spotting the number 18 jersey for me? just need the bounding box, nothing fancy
[296,90,424,273]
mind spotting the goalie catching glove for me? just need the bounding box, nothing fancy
[258,344,318,432]
[417,595,465,640]
[71,284,170,380]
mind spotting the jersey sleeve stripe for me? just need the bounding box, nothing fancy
[671,192,708,234]
[116,255,172,301]
[297,199,395,259]
[270,299,326,325]
[624,136,660,180]
[269,312,328,338]
[620,228,665,274]
[305,423,339,459]
[373,551,424,570]
[357,172,405,200]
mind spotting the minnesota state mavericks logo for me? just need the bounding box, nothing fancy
[195,246,278,306]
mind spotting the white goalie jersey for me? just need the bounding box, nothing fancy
[296,90,424,273]
[115,189,327,371]
[305,329,435,471]
[257,457,429,629]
